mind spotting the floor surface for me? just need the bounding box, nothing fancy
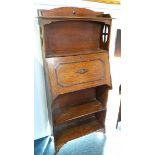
[34,123,121,155]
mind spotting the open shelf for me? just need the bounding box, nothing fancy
[54,115,103,150]
[53,99,106,126]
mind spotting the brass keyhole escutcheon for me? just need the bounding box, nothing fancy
[76,68,88,74]
[72,10,76,15]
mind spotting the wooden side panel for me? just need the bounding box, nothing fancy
[95,111,106,127]
[95,85,109,127]
[96,85,109,106]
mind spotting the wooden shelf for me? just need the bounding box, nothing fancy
[55,116,103,150]
[38,16,112,26]
[53,100,106,126]
[38,16,112,19]
[46,49,108,58]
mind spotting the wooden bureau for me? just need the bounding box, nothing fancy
[38,7,112,151]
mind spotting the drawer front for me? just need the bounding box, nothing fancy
[46,53,111,100]
[56,59,104,87]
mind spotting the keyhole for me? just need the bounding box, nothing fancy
[72,10,76,15]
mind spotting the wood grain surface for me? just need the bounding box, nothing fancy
[38,7,112,151]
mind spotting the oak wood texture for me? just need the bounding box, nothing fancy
[38,7,112,151]
[55,115,103,150]
[43,21,101,55]
[38,7,112,58]
[38,7,103,17]
[46,53,111,100]
[52,88,96,109]
[45,49,106,58]
[53,99,106,126]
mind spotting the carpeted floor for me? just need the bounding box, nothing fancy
[34,132,107,155]
[34,123,121,155]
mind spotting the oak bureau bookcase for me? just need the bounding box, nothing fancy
[38,7,112,151]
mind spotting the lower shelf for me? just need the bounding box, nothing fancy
[53,99,106,126]
[54,115,104,150]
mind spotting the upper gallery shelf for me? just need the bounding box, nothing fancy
[38,7,112,57]
[38,7,112,26]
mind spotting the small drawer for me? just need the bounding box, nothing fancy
[46,53,111,99]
